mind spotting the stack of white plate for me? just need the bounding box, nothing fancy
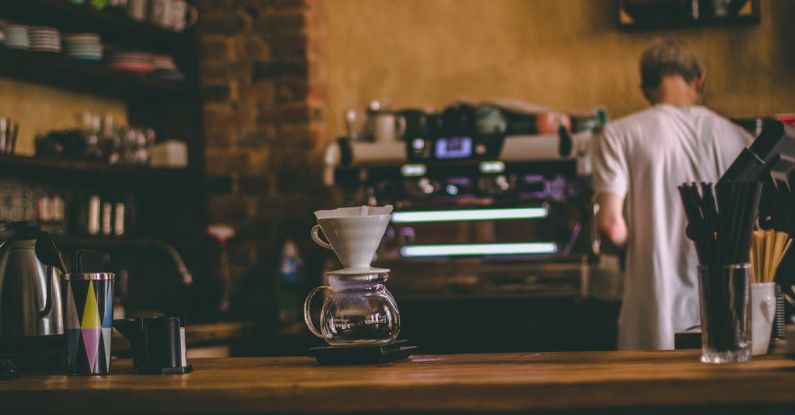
[28,26,61,53]
[63,33,103,61]
[5,25,30,49]
[108,51,155,73]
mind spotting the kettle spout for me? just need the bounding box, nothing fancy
[113,319,142,342]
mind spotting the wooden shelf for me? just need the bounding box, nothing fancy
[617,0,760,31]
[0,0,192,54]
[618,14,760,31]
[112,321,255,353]
[0,47,194,100]
[53,235,158,248]
[0,0,208,321]
[0,154,194,184]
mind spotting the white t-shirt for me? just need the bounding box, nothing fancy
[594,104,752,350]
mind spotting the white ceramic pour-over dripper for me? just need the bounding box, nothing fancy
[311,205,392,270]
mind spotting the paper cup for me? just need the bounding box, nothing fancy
[751,282,776,356]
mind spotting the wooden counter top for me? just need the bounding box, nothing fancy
[3,350,795,414]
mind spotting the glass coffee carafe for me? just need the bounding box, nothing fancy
[304,269,400,346]
[305,205,400,346]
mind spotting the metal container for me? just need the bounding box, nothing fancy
[0,222,63,337]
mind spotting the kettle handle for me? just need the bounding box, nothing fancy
[303,286,331,339]
[38,266,55,317]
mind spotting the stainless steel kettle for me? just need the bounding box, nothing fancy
[0,222,63,337]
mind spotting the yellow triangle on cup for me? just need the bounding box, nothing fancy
[81,280,101,329]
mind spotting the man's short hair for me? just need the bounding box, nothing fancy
[640,38,704,88]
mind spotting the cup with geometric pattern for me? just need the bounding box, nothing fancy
[62,273,115,375]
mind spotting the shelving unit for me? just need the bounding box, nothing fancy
[0,154,194,184]
[0,47,195,99]
[0,0,191,52]
[617,0,760,31]
[619,14,759,31]
[0,1,210,319]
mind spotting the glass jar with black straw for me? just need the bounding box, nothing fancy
[678,181,761,363]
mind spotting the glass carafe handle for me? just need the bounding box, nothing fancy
[303,286,332,339]
[385,290,401,341]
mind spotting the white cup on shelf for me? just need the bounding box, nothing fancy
[127,0,147,21]
[171,0,199,32]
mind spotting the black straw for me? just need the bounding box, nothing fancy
[678,181,762,267]
[679,180,762,353]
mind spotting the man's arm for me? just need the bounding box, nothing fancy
[596,192,627,247]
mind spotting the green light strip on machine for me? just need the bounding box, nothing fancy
[391,207,548,223]
[400,242,558,257]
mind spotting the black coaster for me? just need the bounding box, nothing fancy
[137,364,193,375]
[308,340,416,365]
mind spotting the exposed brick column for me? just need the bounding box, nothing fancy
[195,0,329,289]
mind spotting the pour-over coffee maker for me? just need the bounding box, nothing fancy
[305,206,415,364]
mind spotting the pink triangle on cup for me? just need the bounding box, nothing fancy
[82,328,100,372]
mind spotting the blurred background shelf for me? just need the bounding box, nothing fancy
[0,0,207,315]
[0,0,192,53]
[617,0,760,31]
[112,321,256,357]
[618,14,760,30]
[54,235,150,247]
[0,47,195,100]
[0,154,195,184]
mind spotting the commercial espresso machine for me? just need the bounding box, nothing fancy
[321,103,618,353]
[324,103,607,301]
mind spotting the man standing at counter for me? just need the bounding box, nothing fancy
[593,38,752,350]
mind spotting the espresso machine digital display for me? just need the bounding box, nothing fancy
[434,137,473,159]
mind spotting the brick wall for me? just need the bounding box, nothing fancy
[195,0,331,316]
